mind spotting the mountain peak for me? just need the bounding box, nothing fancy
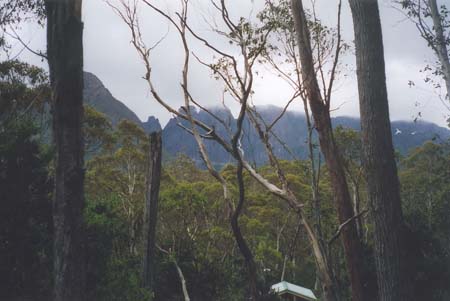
[83,71,143,127]
[143,116,162,133]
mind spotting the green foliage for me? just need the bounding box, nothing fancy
[84,105,115,155]
[0,60,50,124]
[334,126,361,164]
[0,117,53,299]
[84,194,154,301]
[400,142,450,300]
[4,114,450,300]
[99,256,152,301]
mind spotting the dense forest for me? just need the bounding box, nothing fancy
[1,0,450,301]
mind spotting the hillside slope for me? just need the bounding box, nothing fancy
[83,72,145,127]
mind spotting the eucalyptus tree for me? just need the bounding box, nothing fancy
[290,1,372,300]
[348,0,412,300]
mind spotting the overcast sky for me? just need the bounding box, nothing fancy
[6,0,450,127]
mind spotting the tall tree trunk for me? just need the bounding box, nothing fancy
[290,1,371,300]
[231,160,258,300]
[303,101,341,301]
[428,0,450,100]
[142,132,162,294]
[45,0,85,300]
[348,0,412,300]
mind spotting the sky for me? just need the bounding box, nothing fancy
[5,0,450,127]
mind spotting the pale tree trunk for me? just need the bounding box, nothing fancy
[45,0,85,300]
[428,0,450,100]
[142,132,162,294]
[351,182,363,240]
[348,0,412,300]
[157,245,191,301]
[174,260,190,301]
[302,217,340,301]
[290,1,370,300]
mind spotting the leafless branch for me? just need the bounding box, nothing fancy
[328,209,369,246]
[5,27,47,59]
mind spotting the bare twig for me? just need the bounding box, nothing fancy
[328,209,369,246]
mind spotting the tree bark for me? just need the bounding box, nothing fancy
[428,0,450,100]
[290,1,371,300]
[231,159,259,300]
[347,0,412,300]
[142,132,162,294]
[45,0,85,300]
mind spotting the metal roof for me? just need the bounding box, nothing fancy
[271,281,317,300]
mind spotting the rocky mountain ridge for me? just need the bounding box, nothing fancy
[84,72,450,166]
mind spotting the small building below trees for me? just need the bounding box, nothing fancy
[271,281,317,301]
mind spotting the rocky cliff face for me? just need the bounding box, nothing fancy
[84,73,450,166]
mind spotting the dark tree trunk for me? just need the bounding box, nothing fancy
[231,160,258,300]
[142,132,162,293]
[45,1,85,300]
[347,1,412,300]
[290,1,371,300]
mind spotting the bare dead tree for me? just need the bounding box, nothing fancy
[143,131,162,295]
[44,0,86,300]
